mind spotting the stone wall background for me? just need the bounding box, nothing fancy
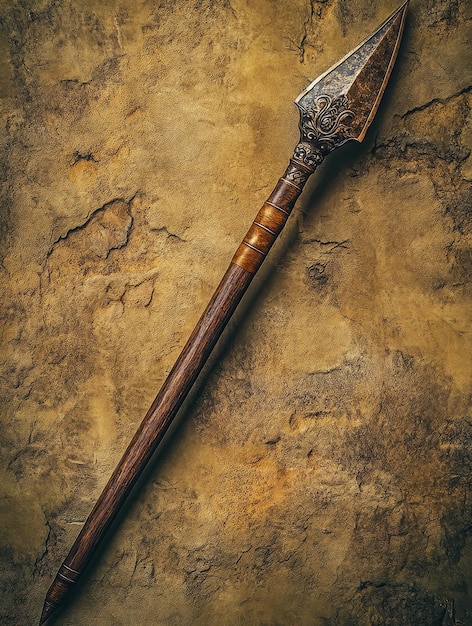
[0,0,471,624]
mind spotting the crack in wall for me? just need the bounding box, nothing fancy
[291,0,329,64]
[47,195,136,259]
[300,237,349,251]
[400,85,472,120]
[70,150,99,166]
[150,225,187,243]
[33,516,53,578]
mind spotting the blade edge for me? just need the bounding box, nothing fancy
[295,0,409,107]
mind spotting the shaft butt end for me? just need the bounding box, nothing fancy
[39,600,57,625]
[40,562,81,625]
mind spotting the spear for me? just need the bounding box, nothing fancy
[39,3,409,623]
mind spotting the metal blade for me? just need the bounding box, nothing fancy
[295,1,409,146]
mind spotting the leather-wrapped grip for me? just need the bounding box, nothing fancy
[232,162,312,273]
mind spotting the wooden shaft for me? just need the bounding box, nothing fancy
[41,262,253,619]
[40,159,314,624]
[39,4,410,620]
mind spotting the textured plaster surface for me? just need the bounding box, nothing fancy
[0,1,471,625]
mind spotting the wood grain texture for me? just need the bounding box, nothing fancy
[40,261,255,618]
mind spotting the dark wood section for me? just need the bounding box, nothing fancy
[41,262,254,620]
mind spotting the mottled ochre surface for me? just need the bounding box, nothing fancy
[0,1,471,625]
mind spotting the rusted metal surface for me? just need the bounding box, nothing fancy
[294,1,408,167]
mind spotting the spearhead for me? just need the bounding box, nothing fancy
[284,1,408,186]
[232,1,408,273]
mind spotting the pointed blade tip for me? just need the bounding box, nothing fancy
[356,0,410,142]
[295,0,409,108]
[295,0,409,146]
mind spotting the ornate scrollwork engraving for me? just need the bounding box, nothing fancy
[284,94,356,185]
